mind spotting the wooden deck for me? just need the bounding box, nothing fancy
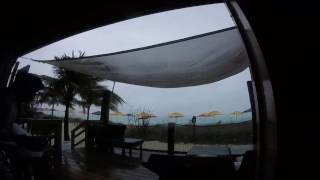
[51,148,159,180]
[46,145,253,180]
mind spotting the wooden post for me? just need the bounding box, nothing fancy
[168,123,175,155]
[100,90,111,123]
[85,123,95,151]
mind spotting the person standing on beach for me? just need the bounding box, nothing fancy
[191,116,197,127]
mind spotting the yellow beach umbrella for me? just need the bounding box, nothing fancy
[136,112,156,126]
[168,112,184,123]
[137,112,157,119]
[168,112,184,118]
[111,111,126,116]
[230,111,242,120]
[198,111,223,117]
[110,111,125,122]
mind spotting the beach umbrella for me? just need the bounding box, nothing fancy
[111,111,126,116]
[198,111,223,125]
[168,112,184,123]
[137,112,157,119]
[169,112,184,118]
[230,111,242,121]
[198,111,223,117]
[110,111,125,123]
[136,112,156,126]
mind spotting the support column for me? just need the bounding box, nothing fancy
[100,90,111,123]
[85,123,96,152]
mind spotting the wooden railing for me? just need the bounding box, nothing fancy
[71,121,88,150]
[71,120,102,150]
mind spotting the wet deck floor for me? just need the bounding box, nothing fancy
[50,145,252,180]
[54,148,159,180]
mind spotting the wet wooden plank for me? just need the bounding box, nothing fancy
[55,148,158,180]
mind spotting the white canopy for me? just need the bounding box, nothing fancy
[36,27,249,88]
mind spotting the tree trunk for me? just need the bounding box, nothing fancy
[51,104,54,118]
[86,105,90,121]
[64,100,70,141]
[82,105,86,114]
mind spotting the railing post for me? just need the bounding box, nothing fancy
[168,123,175,155]
[54,120,62,166]
[85,122,96,151]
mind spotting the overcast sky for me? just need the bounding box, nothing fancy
[17,3,251,117]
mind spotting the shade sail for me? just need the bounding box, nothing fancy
[36,27,249,88]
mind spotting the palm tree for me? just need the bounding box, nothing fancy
[53,51,93,140]
[38,51,125,140]
[77,82,125,121]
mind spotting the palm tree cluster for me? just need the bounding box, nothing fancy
[36,52,124,140]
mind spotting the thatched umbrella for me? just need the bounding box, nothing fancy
[137,112,156,119]
[136,112,156,126]
[168,112,184,123]
[198,111,223,117]
[230,111,242,121]
[198,111,223,125]
[110,111,126,123]
[111,111,125,116]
